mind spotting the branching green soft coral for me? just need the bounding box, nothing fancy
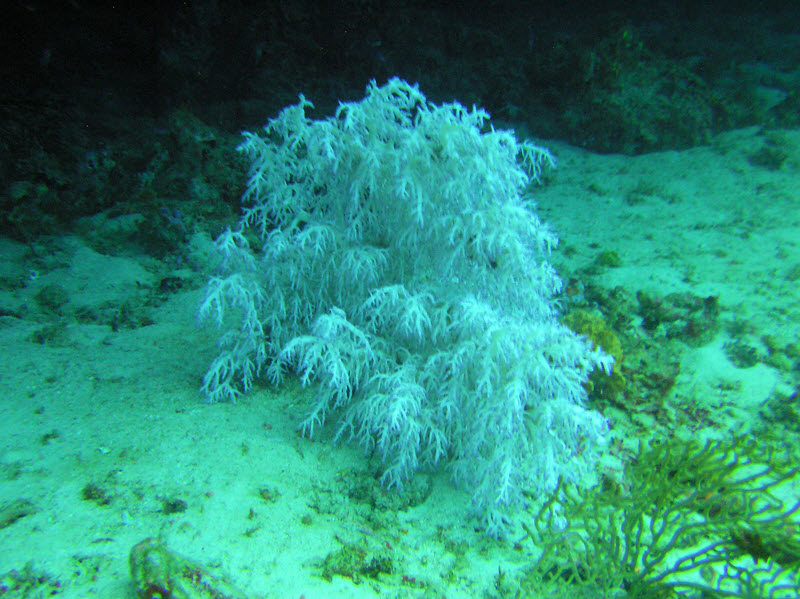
[519,436,800,598]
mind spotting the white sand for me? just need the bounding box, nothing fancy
[1,125,798,598]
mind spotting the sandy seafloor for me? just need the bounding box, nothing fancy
[0,125,799,598]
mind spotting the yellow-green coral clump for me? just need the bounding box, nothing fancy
[564,309,626,399]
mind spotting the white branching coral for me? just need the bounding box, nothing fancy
[200,78,610,535]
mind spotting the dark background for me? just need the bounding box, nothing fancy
[2,0,799,239]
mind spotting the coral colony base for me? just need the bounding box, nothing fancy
[199,78,611,535]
